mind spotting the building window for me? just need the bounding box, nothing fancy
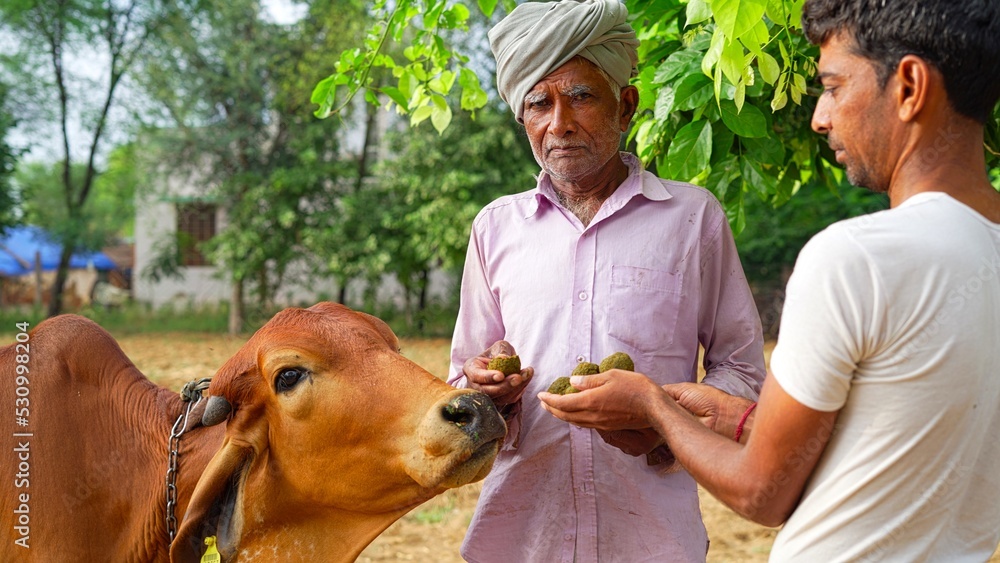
[177,203,216,266]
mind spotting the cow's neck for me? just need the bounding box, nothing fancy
[233,505,411,561]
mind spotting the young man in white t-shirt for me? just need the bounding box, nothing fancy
[539,0,1000,560]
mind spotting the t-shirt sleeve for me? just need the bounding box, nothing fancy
[770,224,882,412]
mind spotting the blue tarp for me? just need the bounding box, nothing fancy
[0,226,117,277]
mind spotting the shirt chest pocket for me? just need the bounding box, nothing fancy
[607,265,685,353]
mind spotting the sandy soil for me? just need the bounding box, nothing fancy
[84,332,998,562]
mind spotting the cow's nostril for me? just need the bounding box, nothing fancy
[442,393,507,444]
[442,402,476,426]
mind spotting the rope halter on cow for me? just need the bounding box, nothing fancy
[166,377,212,544]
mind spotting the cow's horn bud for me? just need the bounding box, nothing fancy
[202,396,232,427]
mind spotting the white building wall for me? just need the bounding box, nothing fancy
[134,190,456,310]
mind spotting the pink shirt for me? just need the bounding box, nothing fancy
[449,153,766,562]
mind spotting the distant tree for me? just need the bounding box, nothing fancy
[135,0,367,333]
[1,0,170,316]
[0,82,21,235]
[735,181,887,336]
[306,105,537,329]
[15,156,133,251]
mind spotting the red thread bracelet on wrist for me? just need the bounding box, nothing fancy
[733,402,757,443]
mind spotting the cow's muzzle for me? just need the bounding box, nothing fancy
[441,392,506,446]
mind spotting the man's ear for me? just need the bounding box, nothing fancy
[619,85,639,131]
[895,54,932,123]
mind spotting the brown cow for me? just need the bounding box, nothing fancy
[0,302,504,562]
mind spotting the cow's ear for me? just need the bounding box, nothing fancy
[171,437,252,563]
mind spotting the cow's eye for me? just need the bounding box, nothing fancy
[275,368,307,393]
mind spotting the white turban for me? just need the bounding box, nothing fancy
[488,0,640,122]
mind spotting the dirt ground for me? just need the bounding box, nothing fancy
[91,332,999,562]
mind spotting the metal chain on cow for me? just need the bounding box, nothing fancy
[166,377,212,544]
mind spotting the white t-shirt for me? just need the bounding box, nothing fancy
[769,192,1000,562]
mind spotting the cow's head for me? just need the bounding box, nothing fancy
[172,302,505,561]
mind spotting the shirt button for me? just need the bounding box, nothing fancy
[564,534,573,541]
[576,355,586,362]
[578,291,587,300]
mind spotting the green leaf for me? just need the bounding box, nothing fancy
[380,86,409,111]
[428,70,456,94]
[478,0,498,17]
[411,104,433,126]
[460,82,488,111]
[710,0,766,41]
[443,4,470,27]
[311,75,338,118]
[673,73,714,111]
[653,49,703,85]
[686,0,713,25]
[758,52,780,85]
[667,120,713,180]
[654,84,676,120]
[636,65,658,112]
[634,119,656,157]
[743,135,785,166]
[740,18,770,52]
[458,67,488,110]
[431,104,453,134]
[740,158,776,198]
[423,0,446,30]
[719,34,745,86]
[734,80,746,111]
[478,0,497,17]
[403,45,422,62]
[725,194,747,236]
[719,99,767,138]
[702,27,726,77]
[706,155,741,201]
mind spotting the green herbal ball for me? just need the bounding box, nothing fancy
[571,362,600,375]
[487,354,521,376]
[599,352,634,372]
[547,376,580,395]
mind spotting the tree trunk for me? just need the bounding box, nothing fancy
[46,247,74,317]
[228,278,244,334]
[33,251,43,311]
[354,95,379,193]
[417,269,429,334]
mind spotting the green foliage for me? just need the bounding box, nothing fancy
[310,0,511,132]
[736,181,887,285]
[315,0,1000,234]
[14,158,132,251]
[0,82,21,235]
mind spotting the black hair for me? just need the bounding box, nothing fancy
[802,0,1000,123]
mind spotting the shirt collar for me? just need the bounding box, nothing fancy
[526,153,673,218]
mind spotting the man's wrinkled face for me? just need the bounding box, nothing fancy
[812,33,897,192]
[521,58,629,187]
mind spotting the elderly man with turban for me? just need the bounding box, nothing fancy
[448,1,766,561]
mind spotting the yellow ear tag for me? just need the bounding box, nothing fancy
[201,536,221,562]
